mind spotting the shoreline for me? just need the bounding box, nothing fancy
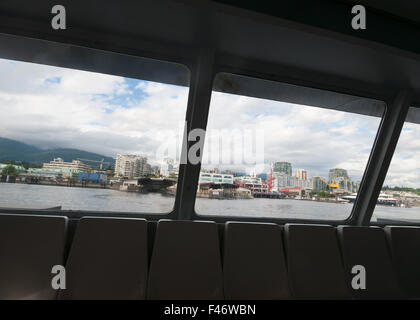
[1,181,418,208]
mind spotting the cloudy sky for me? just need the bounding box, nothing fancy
[385,119,420,188]
[0,57,418,186]
[0,58,189,163]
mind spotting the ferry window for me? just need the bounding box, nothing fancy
[372,107,420,224]
[195,73,385,220]
[0,55,189,214]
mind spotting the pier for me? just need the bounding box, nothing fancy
[253,192,286,199]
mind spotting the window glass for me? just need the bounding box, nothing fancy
[372,107,420,223]
[0,56,189,214]
[195,73,385,220]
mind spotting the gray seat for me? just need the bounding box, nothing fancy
[223,222,290,299]
[60,217,148,300]
[284,224,350,299]
[384,226,420,298]
[337,226,403,299]
[147,220,223,299]
[0,214,67,300]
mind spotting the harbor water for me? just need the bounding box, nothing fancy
[0,183,419,222]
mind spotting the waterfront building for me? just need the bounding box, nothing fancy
[295,178,313,189]
[43,158,91,172]
[234,175,269,193]
[27,167,81,179]
[296,169,308,180]
[115,154,149,179]
[272,171,312,191]
[273,161,292,176]
[199,172,234,184]
[234,176,263,184]
[78,172,107,184]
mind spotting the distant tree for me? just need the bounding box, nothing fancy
[318,191,331,198]
[1,164,18,176]
[145,173,159,178]
[1,160,16,165]
[21,162,43,169]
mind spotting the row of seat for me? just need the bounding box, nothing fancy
[0,213,419,299]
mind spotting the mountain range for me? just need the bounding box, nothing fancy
[0,137,115,168]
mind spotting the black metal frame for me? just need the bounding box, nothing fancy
[352,92,412,225]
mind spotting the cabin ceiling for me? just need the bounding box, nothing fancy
[0,1,420,103]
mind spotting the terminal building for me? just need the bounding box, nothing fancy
[43,158,91,172]
[199,172,234,184]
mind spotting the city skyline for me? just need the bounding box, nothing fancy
[0,58,419,187]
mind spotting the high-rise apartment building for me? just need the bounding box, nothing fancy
[296,169,308,180]
[272,171,312,191]
[115,154,149,179]
[273,161,292,176]
[328,168,349,182]
[328,168,354,192]
[312,176,328,192]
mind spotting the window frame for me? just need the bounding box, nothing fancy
[370,105,420,226]
[190,65,393,226]
[0,35,192,220]
[0,34,415,226]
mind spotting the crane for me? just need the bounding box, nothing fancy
[316,175,340,189]
[77,158,111,170]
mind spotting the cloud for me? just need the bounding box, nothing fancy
[203,91,383,182]
[383,122,420,188]
[0,57,418,187]
[0,58,189,165]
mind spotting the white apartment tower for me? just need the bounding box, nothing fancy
[296,169,308,180]
[115,154,149,179]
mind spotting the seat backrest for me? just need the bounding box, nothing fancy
[147,220,223,299]
[384,226,420,298]
[223,222,290,299]
[284,224,350,299]
[0,214,67,299]
[337,226,403,299]
[60,217,148,300]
